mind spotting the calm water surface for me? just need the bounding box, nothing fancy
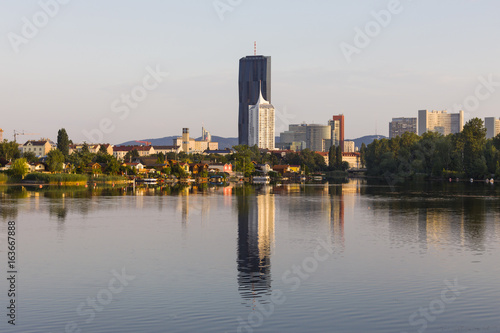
[1,180,500,333]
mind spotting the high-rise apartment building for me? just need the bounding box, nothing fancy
[238,55,271,145]
[389,117,417,138]
[248,89,275,150]
[343,141,356,153]
[328,115,344,152]
[485,117,500,139]
[418,110,464,136]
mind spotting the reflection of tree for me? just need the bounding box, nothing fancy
[237,192,274,304]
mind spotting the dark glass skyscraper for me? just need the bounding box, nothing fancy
[238,55,271,145]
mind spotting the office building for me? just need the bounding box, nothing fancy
[278,124,307,151]
[485,117,500,139]
[328,115,344,152]
[201,127,211,142]
[248,89,275,150]
[306,124,331,152]
[389,117,417,138]
[238,55,271,145]
[418,110,464,136]
[344,141,355,153]
[174,128,218,153]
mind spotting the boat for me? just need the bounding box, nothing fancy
[142,178,158,185]
[252,176,270,184]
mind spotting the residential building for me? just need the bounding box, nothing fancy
[122,162,145,171]
[69,144,113,155]
[389,117,417,138]
[207,163,233,173]
[248,88,275,150]
[485,117,500,139]
[174,128,218,154]
[238,55,271,145]
[113,146,155,160]
[204,148,234,156]
[342,152,362,169]
[21,140,53,157]
[306,125,331,152]
[153,145,181,155]
[418,110,464,136]
[329,115,345,152]
[343,141,355,153]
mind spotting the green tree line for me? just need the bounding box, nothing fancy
[365,118,499,179]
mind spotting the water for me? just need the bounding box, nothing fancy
[1,180,500,333]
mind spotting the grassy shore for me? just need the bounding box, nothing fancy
[0,173,8,184]
[24,173,89,184]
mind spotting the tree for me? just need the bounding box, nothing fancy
[156,152,166,164]
[22,151,39,163]
[328,145,337,169]
[47,149,65,172]
[124,149,139,163]
[462,118,487,178]
[335,145,343,170]
[10,158,29,179]
[57,128,70,156]
[0,140,21,161]
[105,158,121,175]
[359,143,367,168]
[98,145,109,155]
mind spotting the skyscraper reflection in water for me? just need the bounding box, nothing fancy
[237,189,275,304]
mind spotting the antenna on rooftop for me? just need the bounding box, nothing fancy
[254,41,257,55]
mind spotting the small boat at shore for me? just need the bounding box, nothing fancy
[252,176,270,184]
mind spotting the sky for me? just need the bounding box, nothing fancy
[1,0,499,144]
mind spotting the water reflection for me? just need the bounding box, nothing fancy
[236,186,275,304]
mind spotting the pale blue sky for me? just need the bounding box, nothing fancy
[1,0,499,144]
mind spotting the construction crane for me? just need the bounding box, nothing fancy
[135,140,151,146]
[13,130,40,142]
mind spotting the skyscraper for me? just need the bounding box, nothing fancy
[248,88,275,150]
[329,115,344,152]
[389,117,417,138]
[418,110,464,136]
[485,117,500,139]
[238,55,271,145]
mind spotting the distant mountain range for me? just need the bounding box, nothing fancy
[120,135,387,150]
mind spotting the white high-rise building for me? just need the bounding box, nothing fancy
[485,117,500,139]
[418,110,464,136]
[248,89,275,150]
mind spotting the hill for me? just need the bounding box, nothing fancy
[119,135,386,150]
[347,135,388,149]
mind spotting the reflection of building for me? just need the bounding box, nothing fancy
[418,110,464,136]
[237,193,275,302]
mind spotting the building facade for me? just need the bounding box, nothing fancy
[343,141,355,153]
[0,128,3,141]
[485,117,500,139]
[248,89,275,150]
[174,128,218,153]
[21,140,53,157]
[306,124,331,152]
[329,115,345,152]
[238,55,271,145]
[389,117,417,138]
[418,110,464,136]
